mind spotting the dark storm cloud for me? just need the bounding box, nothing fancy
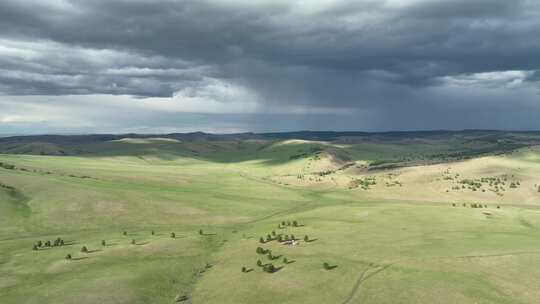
[1,0,540,132]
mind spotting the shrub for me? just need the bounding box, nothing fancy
[263,263,276,273]
[151,230,155,235]
[281,221,286,226]
[272,230,276,236]
[0,162,15,170]
[65,254,72,260]
[81,246,88,253]
[171,232,176,238]
[199,229,203,235]
[293,220,298,227]
[131,239,136,245]
[256,260,263,267]
[37,240,42,247]
[291,234,295,240]
[123,231,127,236]
[266,234,272,241]
[323,262,332,270]
[32,244,38,251]
[256,247,264,254]
[304,235,309,242]
[241,266,247,273]
[45,240,51,247]
[101,240,106,246]
[259,237,265,244]
[283,257,288,264]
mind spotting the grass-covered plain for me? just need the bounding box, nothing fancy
[2,134,540,303]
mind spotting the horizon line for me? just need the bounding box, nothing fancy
[2,129,540,138]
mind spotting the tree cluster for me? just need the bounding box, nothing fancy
[33,237,65,250]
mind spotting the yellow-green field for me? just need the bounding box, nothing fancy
[2,134,540,303]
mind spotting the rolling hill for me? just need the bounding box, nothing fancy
[2,130,540,303]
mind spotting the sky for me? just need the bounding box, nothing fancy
[1,0,540,134]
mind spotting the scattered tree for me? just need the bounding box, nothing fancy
[283,257,288,264]
[65,254,72,260]
[171,232,176,238]
[199,229,203,235]
[304,235,309,242]
[131,239,136,245]
[272,230,276,236]
[266,234,272,242]
[259,237,265,244]
[37,240,42,247]
[101,240,106,246]
[32,244,38,251]
[81,246,88,253]
[45,240,51,247]
[123,231,127,236]
[256,260,263,267]
[293,220,298,227]
[241,266,247,273]
[151,230,155,235]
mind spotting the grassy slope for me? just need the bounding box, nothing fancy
[0,153,309,303]
[1,139,540,303]
[195,201,540,304]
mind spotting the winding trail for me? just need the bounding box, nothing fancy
[340,249,540,304]
[341,265,372,304]
[341,263,395,304]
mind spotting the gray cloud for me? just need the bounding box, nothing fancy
[1,0,540,133]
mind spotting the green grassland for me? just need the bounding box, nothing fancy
[2,133,540,303]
